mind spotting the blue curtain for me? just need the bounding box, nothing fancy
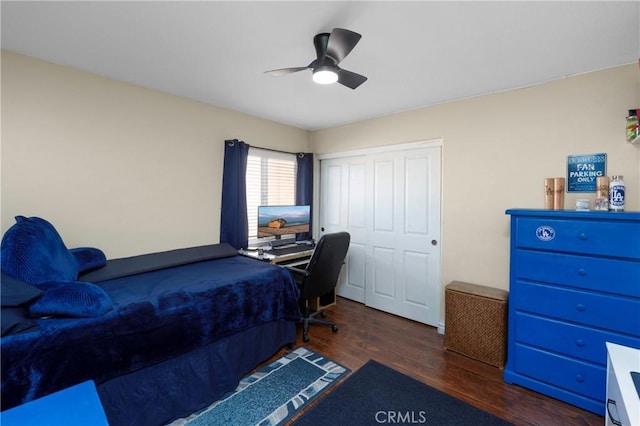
[296,153,314,241]
[220,139,249,249]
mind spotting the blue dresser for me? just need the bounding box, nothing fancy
[504,209,640,415]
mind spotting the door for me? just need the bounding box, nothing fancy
[320,155,368,303]
[319,142,441,326]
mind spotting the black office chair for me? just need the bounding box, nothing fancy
[285,232,350,342]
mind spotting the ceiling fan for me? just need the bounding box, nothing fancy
[264,28,367,90]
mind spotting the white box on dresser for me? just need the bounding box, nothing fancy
[605,342,640,426]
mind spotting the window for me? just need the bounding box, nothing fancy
[246,148,297,242]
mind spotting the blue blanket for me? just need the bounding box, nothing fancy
[1,254,301,410]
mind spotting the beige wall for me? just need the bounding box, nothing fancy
[1,51,309,258]
[311,64,640,297]
[3,50,638,312]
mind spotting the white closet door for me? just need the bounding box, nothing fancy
[320,156,367,303]
[319,143,441,326]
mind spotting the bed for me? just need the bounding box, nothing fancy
[1,216,301,426]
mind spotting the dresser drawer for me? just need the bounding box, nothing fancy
[513,281,640,336]
[514,218,640,258]
[513,343,605,402]
[514,250,640,296]
[514,312,640,365]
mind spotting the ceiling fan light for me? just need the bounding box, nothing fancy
[313,69,338,85]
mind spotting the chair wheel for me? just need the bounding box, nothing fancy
[303,333,310,342]
[331,325,338,332]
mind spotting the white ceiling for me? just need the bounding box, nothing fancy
[2,1,639,131]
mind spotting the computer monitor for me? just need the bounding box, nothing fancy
[257,205,310,240]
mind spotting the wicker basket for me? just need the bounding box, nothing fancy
[444,281,508,368]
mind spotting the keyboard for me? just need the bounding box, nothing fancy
[269,245,314,256]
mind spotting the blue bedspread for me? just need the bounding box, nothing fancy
[1,254,301,410]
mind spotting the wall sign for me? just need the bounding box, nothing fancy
[566,153,607,193]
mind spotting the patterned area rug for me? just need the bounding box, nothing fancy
[170,347,349,426]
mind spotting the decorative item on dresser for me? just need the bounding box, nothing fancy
[504,209,640,416]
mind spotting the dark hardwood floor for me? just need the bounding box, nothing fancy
[264,297,604,426]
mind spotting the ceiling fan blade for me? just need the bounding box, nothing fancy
[326,28,362,64]
[337,68,367,89]
[313,33,330,60]
[264,66,309,77]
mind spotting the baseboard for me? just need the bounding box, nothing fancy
[437,321,445,335]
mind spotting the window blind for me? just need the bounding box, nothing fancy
[246,148,297,241]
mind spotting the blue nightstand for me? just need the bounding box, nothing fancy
[1,380,108,426]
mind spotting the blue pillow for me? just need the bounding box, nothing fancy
[1,216,78,284]
[1,307,40,336]
[69,247,107,274]
[29,282,113,318]
[1,271,43,306]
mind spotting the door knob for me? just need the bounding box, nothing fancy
[431,240,438,246]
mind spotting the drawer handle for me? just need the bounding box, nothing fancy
[577,268,587,276]
[575,374,584,383]
[578,233,589,241]
[607,399,622,426]
[575,339,585,347]
[576,304,585,312]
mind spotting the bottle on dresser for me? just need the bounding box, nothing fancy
[609,176,625,212]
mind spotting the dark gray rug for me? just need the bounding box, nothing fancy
[293,359,513,425]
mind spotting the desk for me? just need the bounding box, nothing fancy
[239,246,336,310]
[270,248,315,266]
[239,246,313,264]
